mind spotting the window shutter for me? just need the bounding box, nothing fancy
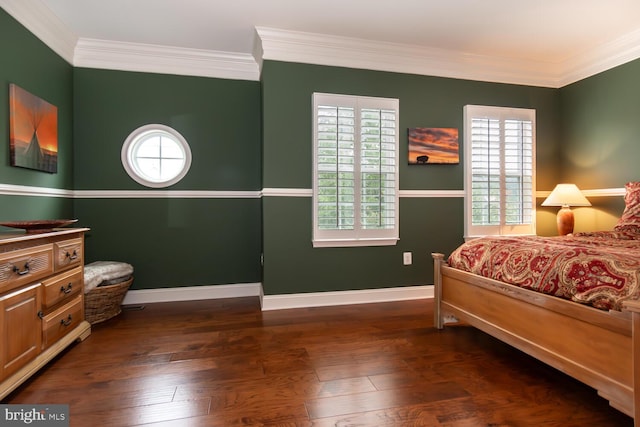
[360,108,397,231]
[317,105,355,230]
[504,119,534,225]
[470,117,501,226]
[313,93,399,247]
[464,105,536,238]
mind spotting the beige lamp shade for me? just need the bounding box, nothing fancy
[541,183,591,207]
[542,184,591,235]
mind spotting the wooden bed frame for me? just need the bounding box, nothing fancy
[432,252,639,425]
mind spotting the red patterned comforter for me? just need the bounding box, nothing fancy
[447,230,640,311]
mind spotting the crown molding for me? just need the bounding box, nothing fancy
[4,2,640,87]
[256,27,564,88]
[1,0,259,81]
[0,0,77,64]
[74,38,260,81]
[256,26,640,88]
[558,27,640,87]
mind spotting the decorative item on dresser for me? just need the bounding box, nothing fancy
[0,227,91,400]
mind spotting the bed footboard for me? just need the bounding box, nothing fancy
[432,253,444,329]
[432,252,637,423]
[623,299,640,423]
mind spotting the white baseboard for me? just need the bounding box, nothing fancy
[261,285,434,311]
[120,282,434,311]
[121,282,263,305]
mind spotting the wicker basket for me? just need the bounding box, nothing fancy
[84,277,133,325]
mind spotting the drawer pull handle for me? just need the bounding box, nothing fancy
[12,262,30,276]
[60,315,73,326]
[37,311,44,319]
[66,250,78,260]
[60,283,73,294]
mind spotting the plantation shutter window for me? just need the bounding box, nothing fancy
[313,93,399,248]
[316,104,356,231]
[464,105,536,238]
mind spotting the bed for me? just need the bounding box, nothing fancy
[432,182,640,424]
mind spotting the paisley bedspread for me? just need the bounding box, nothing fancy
[447,230,640,311]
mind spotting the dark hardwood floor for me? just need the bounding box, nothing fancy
[3,297,634,426]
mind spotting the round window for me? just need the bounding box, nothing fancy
[121,124,192,188]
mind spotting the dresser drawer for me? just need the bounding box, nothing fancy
[0,244,54,293]
[53,238,83,271]
[41,294,83,349]
[0,283,41,380]
[41,267,83,310]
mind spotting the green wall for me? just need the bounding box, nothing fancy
[76,198,261,289]
[560,59,640,188]
[72,68,263,289]
[72,69,262,191]
[6,5,633,297]
[559,58,640,231]
[261,61,561,295]
[0,9,74,221]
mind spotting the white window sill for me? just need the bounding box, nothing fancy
[312,238,399,248]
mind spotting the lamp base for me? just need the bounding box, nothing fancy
[556,206,574,236]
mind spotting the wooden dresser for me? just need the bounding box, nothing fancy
[0,228,91,399]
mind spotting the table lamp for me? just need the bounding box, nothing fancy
[542,183,591,235]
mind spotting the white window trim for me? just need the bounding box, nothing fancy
[463,105,536,239]
[312,93,400,248]
[121,124,192,188]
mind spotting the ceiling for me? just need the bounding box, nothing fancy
[36,0,640,63]
[5,0,640,87]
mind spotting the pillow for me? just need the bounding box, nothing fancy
[84,261,134,294]
[614,181,640,232]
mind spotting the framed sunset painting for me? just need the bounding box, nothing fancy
[408,127,459,164]
[9,84,58,173]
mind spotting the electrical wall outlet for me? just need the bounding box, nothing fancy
[403,252,412,265]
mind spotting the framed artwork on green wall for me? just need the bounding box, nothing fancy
[408,127,459,165]
[9,84,58,173]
